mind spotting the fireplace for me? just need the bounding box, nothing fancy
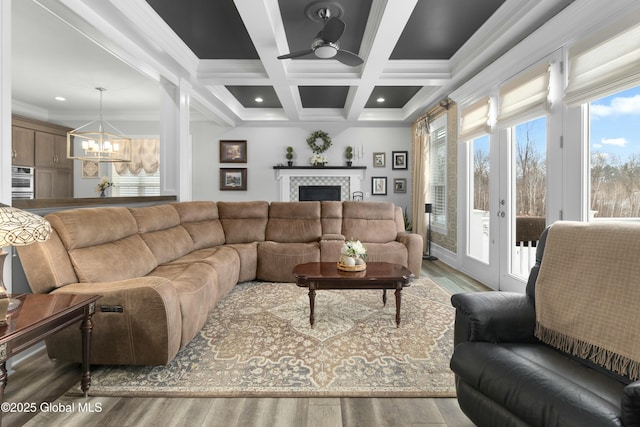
[299,185,341,201]
[274,167,366,202]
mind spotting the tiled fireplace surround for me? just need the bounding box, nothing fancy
[274,167,366,202]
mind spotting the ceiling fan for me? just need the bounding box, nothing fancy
[277,8,364,66]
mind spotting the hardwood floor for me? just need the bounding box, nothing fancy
[3,260,487,427]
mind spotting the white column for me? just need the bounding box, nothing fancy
[0,1,11,205]
[160,81,191,200]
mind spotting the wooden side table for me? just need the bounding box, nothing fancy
[0,293,100,424]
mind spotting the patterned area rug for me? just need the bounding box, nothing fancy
[81,278,456,397]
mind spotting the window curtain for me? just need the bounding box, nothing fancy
[412,116,430,254]
[565,22,640,106]
[497,62,551,127]
[114,138,160,175]
[459,97,492,142]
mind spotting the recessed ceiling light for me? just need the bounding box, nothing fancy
[55,96,66,102]
[376,97,385,103]
[255,97,263,103]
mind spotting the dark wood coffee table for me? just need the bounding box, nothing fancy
[0,293,101,424]
[292,262,413,328]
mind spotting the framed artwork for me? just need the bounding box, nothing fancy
[373,152,386,168]
[220,168,247,191]
[394,178,407,193]
[81,160,99,178]
[392,151,408,170]
[371,176,387,195]
[220,140,247,163]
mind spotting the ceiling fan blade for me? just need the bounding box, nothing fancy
[321,17,345,43]
[334,49,364,66]
[277,49,315,60]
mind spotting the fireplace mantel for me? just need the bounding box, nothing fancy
[273,166,367,170]
[274,166,367,202]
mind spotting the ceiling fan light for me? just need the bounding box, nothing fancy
[315,44,337,58]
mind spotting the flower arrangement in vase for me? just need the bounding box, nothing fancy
[310,154,328,166]
[338,239,367,271]
[96,176,113,197]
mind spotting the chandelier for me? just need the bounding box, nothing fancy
[67,87,131,163]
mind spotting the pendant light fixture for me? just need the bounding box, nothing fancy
[67,87,131,163]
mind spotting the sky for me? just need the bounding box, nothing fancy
[590,86,640,163]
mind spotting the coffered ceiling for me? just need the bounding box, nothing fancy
[11,0,574,127]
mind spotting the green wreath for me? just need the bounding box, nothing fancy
[306,130,332,154]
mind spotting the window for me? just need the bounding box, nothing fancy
[589,85,640,219]
[111,167,160,196]
[430,116,447,230]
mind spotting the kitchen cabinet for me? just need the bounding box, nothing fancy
[13,115,74,198]
[11,126,35,167]
[35,168,72,199]
[35,132,72,169]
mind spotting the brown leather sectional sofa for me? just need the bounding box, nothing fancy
[18,200,423,366]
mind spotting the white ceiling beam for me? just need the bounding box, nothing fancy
[345,0,418,121]
[233,0,303,121]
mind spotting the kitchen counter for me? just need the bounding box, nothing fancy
[12,196,177,211]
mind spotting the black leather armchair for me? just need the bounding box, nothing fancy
[450,226,640,427]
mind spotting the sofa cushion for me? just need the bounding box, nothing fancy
[46,207,138,250]
[170,246,240,308]
[129,204,195,264]
[16,229,78,293]
[266,201,322,243]
[225,242,258,282]
[358,241,408,266]
[451,342,627,427]
[257,241,320,282]
[69,234,158,283]
[130,204,180,233]
[321,201,343,235]
[149,262,216,348]
[172,201,226,249]
[342,201,398,243]
[140,226,195,265]
[218,201,268,244]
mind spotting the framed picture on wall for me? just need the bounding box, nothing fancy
[220,140,247,163]
[81,160,99,178]
[220,168,247,191]
[371,176,387,195]
[392,151,408,170]
[373,152,386,167]
[394,178,407,193]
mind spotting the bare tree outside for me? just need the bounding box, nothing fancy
[474,146,490,212]
[590,152,640,217]
[515,120,546,217]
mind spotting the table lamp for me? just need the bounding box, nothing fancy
[0,203,51,323]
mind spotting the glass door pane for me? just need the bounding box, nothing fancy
[510,116,547,279]
[468,135,490,263]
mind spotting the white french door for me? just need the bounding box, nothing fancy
[462,115,549,292]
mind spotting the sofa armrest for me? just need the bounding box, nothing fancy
[623,381,640,426]
[396,232,423,276]
[50,277,182,365]
[451,292,537,346]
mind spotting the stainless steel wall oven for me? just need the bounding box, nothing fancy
[11,166,34,199]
